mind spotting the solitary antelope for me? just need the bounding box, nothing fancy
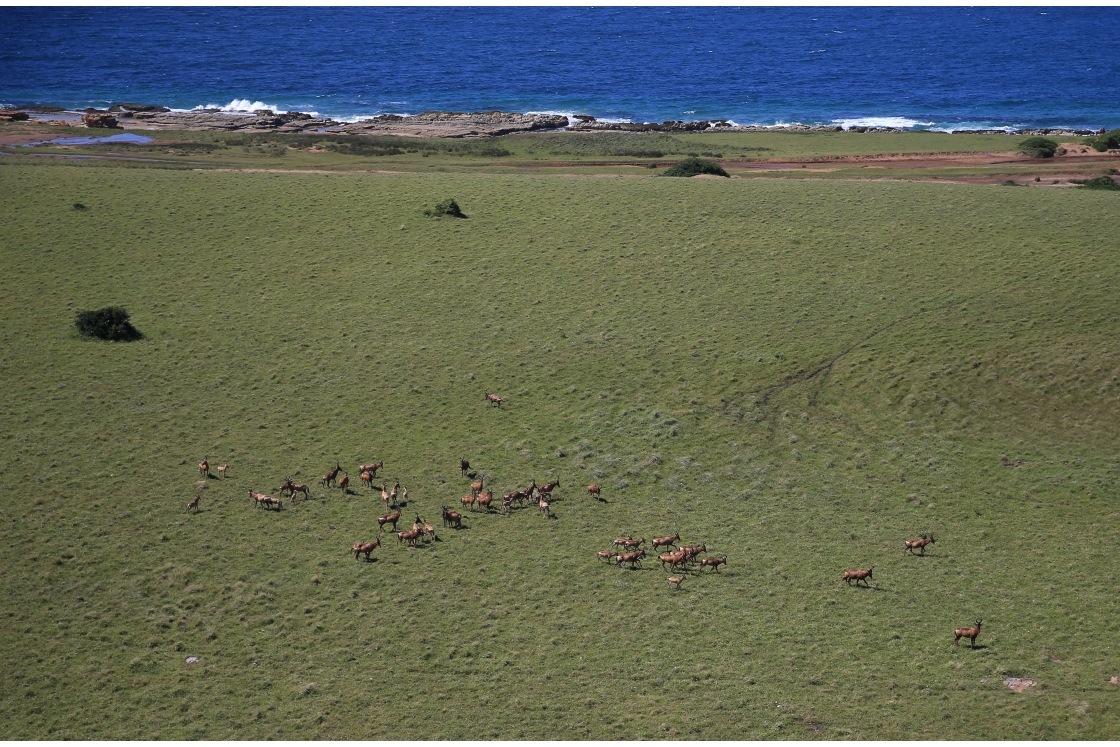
[484,392,503,407]
[904,534,936,555]
[378,509,402,531]
[187,494,201,513]
[352,537,381,560]
[216,464,228,479]
[700,556,727,572]
[587,484,602,500]
[198,457,209,478]
[954,619,983,648]
[667,576,685,591]
[460,458,471,476]
[843,566,875,587]
[652,531,680,551]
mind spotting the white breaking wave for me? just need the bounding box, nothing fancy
[832,116,936,130]
[177,99,294,115]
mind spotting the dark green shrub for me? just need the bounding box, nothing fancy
[75,307,142,341]
[423,199,466,218]
[1079,176,1120,191]
[1087,129,1120,152]
[1019,137,1059,158]
[72,202,87,210]
[1000,180,1022,186]
[661,157,729,178]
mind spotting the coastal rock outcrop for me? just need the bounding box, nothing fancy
[0,110,30,121]
[108,103,172,114]
[123,110,338,133]
[81,113,119,128]
[339,111,569,138]
[567,117,727,132]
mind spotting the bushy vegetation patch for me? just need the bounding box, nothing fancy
[1018,137,1059,158]
[423,198,466,217]
[1078,175,1120,190]
[75,306,142,341]
[1088,128,1120,152]
[661,156,729,177]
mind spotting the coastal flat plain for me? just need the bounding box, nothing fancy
[1,134,1119,739]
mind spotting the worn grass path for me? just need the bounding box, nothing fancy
[1,162,1119,738]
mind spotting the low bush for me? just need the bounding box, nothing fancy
[1078,176,1120,191]
[1086,128,1120,152]
[661,157,729,178]
[1000,180,1022,186]
[423,199,466,218]
[75,307,142,341]
[1019,137,1059,158]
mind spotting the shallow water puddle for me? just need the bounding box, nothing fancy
[23,133,154,147]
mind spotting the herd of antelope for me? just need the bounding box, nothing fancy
[191,401,980,646]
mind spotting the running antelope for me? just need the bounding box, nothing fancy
[378,509,402,531]
[598,550,618,563]
[904,534,936,555]
[187,494,201,513]
[198,457,209,478]
[352,537,381,560]
[667,576,685,591]
[652,531,680,551]
[537,479,560,498]
[843,566,875,587]
[954,619,983,648]
[680,544,706,562]
[485,392,504,407]
[659,550,687,570]
[700,556,727,572]
[612,535,636,549]
[616,550,645,569]
[615,537,645,550]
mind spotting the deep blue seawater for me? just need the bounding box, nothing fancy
[2,7,1118,131]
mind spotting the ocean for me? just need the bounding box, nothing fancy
[2,6,1118,131]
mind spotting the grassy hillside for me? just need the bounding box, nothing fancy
[1,160,1119,738]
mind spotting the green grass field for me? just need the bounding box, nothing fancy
[1,150,1119,738]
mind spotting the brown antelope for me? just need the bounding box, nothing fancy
[360,470,373,489]
[680,544,707,562]
[390,482,399,505]
[400,486,408,505]
[337,472,350,491]
[501,495,515,514]
[587,483,602,500]
[477,490,493,513]
[954,619,983,648]
[321,461,342,488]
[262,496,282,510]
[352,537,381,560]
[441,506,463,529]
[537,478,560,498]
[598,550,618,563]
[198,457,209,478]
[462,493,477,511]
[249,490,271,507]
[470,475,485,497]
[460,458,470,476]
[652,531,680,551]
[667,576,685,591]
[359,461,383,478]
[485,392,503,407]
[380,483,390,508]
[700,556,727,572]
[397,527,422,546]
[187,494,201,513]
[659,550,687,570]
[616,549,645,569]
[843,566,875,587]
[538,497,550,516]
[378,509,402,531]
[612,535,635,549]
[216,464,228,479]
[616,537,645,550]
[421,517,437,542]
[281,477,310,501]
[904,534,936,555]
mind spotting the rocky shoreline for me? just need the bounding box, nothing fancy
[0,103,1109,139]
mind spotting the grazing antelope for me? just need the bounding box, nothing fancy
[462,493,477,512]
[587,484,602,500]
[352,537,381,560]
[700,556,727,572]
[359,461,383,478]
[484,392,503,407]
[843,566,875,587]
[904,534,936,555]
[652,531,680,551]
[616,550,645,569]
[187,494,201,513]
[321,461,342,488]
[441,506,463,529]
[460,458,470,476]
[337,472,350,492]
[598,550,618,563]
[378,509,402,531]
[667,576,685,591]
[360,470,373,489]
[954,619,983,648]
[470,475,485,497]
[538,497,550,516]
[216,464,228,479]
[477,490,493,513]
[659,550,687,570]
[198,457,209,478]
